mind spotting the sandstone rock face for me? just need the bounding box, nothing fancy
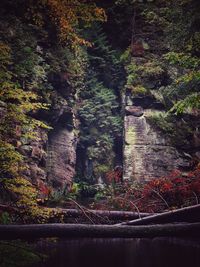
[46,103,79,191]
[18,78,79,193]
[33,81,79,192]
[47,126,78,191]
[124,105,190,182]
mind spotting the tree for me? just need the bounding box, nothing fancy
[0,0,106,47]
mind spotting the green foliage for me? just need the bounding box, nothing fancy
[146,112,194,148]
[120,47,132,64]
[0,212,11,224]
[126,61,138,86]
[0,0,106,47]
[117,0,200,136]
[161,58,200,114]
[0,18,66,218]
[147,112,175,135]
[0,40,50,179]
[0,142,23,178]
[124,55,164,97]
[146,1,200,115]
[71,182,97,198]
[79,83,121,134]
[130,85,148,96]
[1,177,56,223]
[170,93,200,115]
[87,24,125,90]
[164,52,200,69]
[137,60,164,79]
[94,165,110,176]
[119,0,200,117]
[79,77,122,177]
[48,187,69,205]
[77,25,124,181]
[165,0,200,54]
[0,0,124,217]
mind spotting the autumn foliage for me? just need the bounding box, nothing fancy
[105,167,123,184]
[26,0,106,46]
[141,166,200,212]
[94,165,200,213]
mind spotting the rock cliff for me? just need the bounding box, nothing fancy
[20,95,79,193]
[47,115,78,191]
[123,96,190,181]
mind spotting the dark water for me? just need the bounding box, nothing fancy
[35,237,200,267]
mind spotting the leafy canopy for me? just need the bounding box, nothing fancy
[26,0,106,46]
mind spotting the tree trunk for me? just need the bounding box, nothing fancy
[0,223,200,240]
[116,204,200,226]
[58,208,152,221]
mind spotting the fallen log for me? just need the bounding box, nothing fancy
[0,223,200,240]
[57,208,152,221]
[0,203,153,222]
[117,204,200,226]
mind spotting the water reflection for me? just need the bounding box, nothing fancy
[35,237,200,267]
